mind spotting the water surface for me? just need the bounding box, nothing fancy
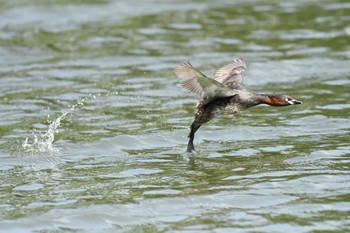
[0,0,350,232]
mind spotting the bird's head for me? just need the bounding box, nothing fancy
[264,95,302,106]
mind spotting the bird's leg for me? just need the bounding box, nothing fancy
[187,122,201,152]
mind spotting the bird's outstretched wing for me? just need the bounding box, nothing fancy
[213,58,247,89]
[174,62,237,104]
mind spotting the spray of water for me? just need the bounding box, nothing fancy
[22,112,68,153]
[21,93,103,154]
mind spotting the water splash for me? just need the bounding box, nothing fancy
[22,112,68,153]
[21,92,105,154]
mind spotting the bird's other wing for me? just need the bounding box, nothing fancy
[213,58,247,89]
[174,62,237,104]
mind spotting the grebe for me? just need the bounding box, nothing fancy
[174,58,302,152]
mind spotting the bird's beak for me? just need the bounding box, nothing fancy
[292,99,302,105]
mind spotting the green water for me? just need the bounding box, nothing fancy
[0,0,349,232]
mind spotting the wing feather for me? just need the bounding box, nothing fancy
[174,62,237,104]
[214,58,247,89]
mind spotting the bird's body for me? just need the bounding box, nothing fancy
[174,58,302,152]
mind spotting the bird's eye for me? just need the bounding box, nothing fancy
[285,97,294,104]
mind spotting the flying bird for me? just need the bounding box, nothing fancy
[174,58,302,152]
